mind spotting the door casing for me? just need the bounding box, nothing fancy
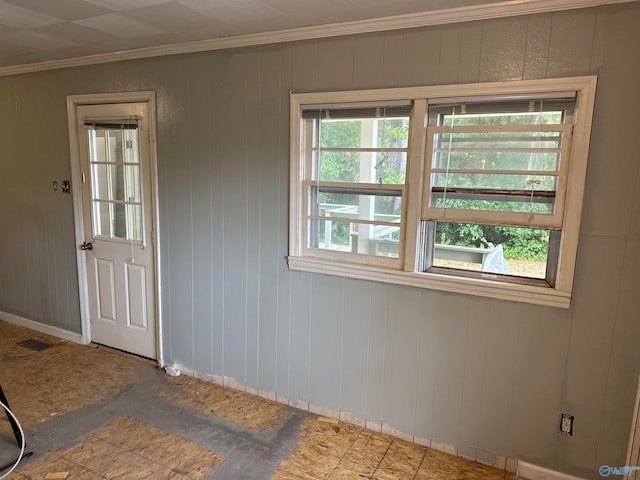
[67,91,163,366]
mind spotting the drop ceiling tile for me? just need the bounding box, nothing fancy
[35,22,123,46]
[180,24,245,39]
[74,13,168,38]
[0,54,38,67]
[1,0,111,21]
[117,31,194,48]
[83,0,173,11]
[0,30,79,51]
[0,24,18,34]
[0,0,563,70]
[0,0,63,28]
[260,0,346,15]
[125,2,224,31]
[217,15,312,36]
[177,0,285,23]
[0,38,33,56]
[76,31,192,53]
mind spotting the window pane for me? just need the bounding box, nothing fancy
[432,172,557,191]
[91,201,142,242]
[89,130,106,163]
[89,128,139,164]
[91,163,110,200]
[432,192,554,214]
[319,117,409,149]
[124,165,141,203]
[435,130,562,153]
[441,111,563,127]
[309,219,400,258]
[92,201,111,238]
[126,204,143,242]
[91,165,141,202]
[123,130,139,163]
[433,138,561,171]
[112,203,127,239]
[429,108,567,217]
[432,172,558,192]
[318,151,406,184]
[433,222,551,280]
[314,190,402,222]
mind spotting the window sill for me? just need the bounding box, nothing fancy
[287,256,571,309]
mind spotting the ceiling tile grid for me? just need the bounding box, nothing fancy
[0,0,632,69]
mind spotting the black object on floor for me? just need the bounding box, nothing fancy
[17,338,53,351]
[0,383,33,473]
[0,383,23,447]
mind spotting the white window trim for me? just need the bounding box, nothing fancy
[289,76,598,308]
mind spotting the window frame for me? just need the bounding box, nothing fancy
[297,104,412,268]
[289,76,597,308]
[422,101,574,229]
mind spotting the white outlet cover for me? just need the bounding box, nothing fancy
[561,414,573,434]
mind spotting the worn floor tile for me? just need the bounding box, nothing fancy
[372,438,428,479]
[328,430,393,478]
[163,375,287,432]
[415,449,507,480]
[11,454,105,480]
[0,322,149,432]
[93,417,223,477]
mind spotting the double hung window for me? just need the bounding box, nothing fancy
[421,96,574,286]
[298,103,411,268]
[289,77,597,307]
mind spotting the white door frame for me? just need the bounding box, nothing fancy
[67,91,164,366]
[627,376,640,479]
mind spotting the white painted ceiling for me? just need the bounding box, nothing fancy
[0,0,500,68]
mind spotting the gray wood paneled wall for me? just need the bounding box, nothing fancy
[1,4,639,478]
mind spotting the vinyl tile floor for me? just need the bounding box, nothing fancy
[0,321,524,479]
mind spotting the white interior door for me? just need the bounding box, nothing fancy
[76,102,156,359]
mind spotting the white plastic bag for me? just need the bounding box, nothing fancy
[482,244,510,274]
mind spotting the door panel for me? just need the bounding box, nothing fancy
[95,258,116,322]
[125,263,147,330]
[77,102,156,359]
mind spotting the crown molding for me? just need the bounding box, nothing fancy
[0,0,636,77]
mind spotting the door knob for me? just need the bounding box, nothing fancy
[80,242,93,251]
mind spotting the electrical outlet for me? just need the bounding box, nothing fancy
[560,414,574,436]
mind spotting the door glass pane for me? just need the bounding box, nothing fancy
[88,127,143,243]
[124,165,141,202]
[123,130,139,163]
[91,164,140,203]
[91,164,109,200]
[107,130,123,163]
[92,201,112,238]
[126,204,143,241]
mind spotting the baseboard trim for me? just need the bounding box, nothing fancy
[0,311,86,345]
[518,461,588,480]
[171,363,521,473]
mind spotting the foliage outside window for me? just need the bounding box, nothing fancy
[289,77,597,308]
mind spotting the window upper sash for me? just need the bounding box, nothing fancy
[422,97,575,229]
